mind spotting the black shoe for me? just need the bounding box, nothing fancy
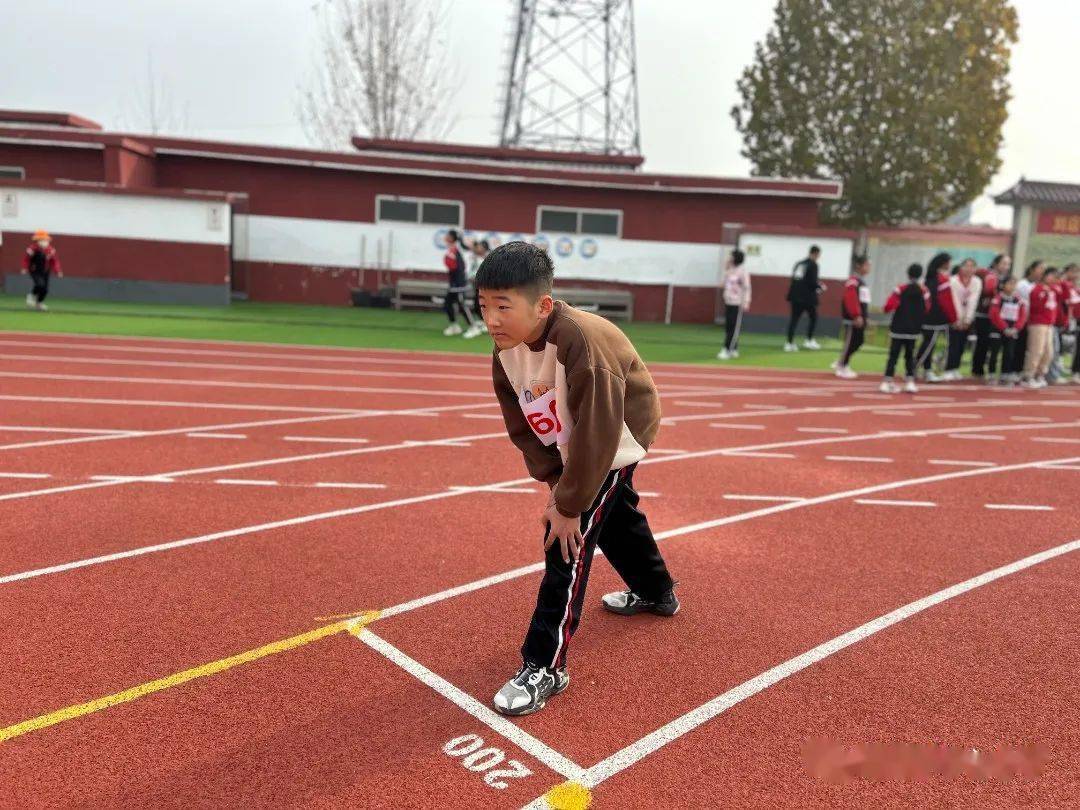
[601,588,680,616]
[493,662,569,716]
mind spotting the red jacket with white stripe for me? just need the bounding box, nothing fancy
[1027,283,1059,326]
[841,275,868,322]
[22,243,62,275]
[989,294,1027,333]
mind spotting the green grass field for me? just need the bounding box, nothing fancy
[0,294,890,372]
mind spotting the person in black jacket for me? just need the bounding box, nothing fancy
[442,229,478,337]
[913,252,957,381]
[880,263,931,393]
[785,245,823,351]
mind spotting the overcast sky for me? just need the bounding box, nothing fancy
[2,0,1077,227]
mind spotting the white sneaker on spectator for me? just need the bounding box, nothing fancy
[731,349,739,358]
[1073,374,1080,384]
[926,371,945,383]
[829,359,839,370]
[803,339,821,350]
[463,324,483,339]
[443,323,463,336]
[783,342,798,352]
[717,348,731,360]
[880,380,900,393]
[25,293,35,308]
[835,366,858,379]
[904,379,919,393]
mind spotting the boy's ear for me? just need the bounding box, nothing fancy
[537,293,554,316]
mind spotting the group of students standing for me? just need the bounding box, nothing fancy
[440,228,491,339]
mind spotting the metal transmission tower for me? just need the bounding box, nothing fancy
[498,0,642,156]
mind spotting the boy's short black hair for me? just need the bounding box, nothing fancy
[853,254,869,268]
[1001,274,1017,288]
[730,249,745,266]
[1043,266,1059,278]
[809,244,821,255]
[475,241,554,299]
[907,263,923,280]
[446,229,459,242]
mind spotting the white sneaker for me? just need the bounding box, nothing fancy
[443,323,463,337]
[36,302,47,311]
[926,371,945,383]
[463,324,483,339]
[880,380,900,393]
[835,366,858,380]
[717,348,731,360]
[803,339,821,350]
[784,342,799,352]
[25,293,35,307]
[904,379,919,393]
[1073,374,1080,384]
[731,349,739,358]
[829,359,839,370]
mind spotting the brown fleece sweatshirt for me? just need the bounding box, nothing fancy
[492,300,661,517]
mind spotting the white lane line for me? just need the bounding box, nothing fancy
[214,479,278,487]
[356,630,586,782]
[1012,416,1053,423]
[797,427,849,434]
[0,351,494,384]
[0,370,493,400]
[0,472,51,479]
[0,393,365,415]
[985,503,1055,512]
[89,475,175,483]
[638,491,661,497]
[947,433,1005,441]
[312,482,387,490]
[744,404,789,410]
[462,413,505,420]
[404,439,472,448]
[913,396,955,402]
[1038,464,1080,471]
[723,494,803,503]
[448,485,537,494]
[872,410,914,416]
[854,498,936,508]
[1031,437,1080,444]
[647,448,688,455]
[709,423,766,431]
[721,451,795,459]
[826,455,893,463]
[526,537,1080,801]
[673,401,725,408]
[282,436,370,444]
[940,413,981,420]
[853,393,893,400]
[929,459,996,468]
[0,425,144,435]
[186,432,248,440]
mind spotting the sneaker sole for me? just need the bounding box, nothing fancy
[493,677,570,717]
[602,600,680,617]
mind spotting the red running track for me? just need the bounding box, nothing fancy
[0,331,1078,809]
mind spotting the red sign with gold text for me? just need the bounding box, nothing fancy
[1036,210,1080,236]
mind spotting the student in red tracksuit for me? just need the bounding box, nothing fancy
[1022,267,1060,388]
[971,253,1010,379]
[1064,264,1080,383]
[20,229,63,311]
[988,275,1028,386]
[834,255,871,379]
[914,252,958,381]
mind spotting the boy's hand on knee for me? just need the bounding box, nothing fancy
[542,505,582,564]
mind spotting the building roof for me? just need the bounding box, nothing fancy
[0,109,102,131]
[0,108,843,200]
[993,178,1080,209]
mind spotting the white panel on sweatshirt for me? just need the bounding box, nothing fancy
[0,186,230,245]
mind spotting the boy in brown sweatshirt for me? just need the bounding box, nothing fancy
[477,241,678,717]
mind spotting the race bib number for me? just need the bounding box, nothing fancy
[1001,302,1019,321]
[519,387,568,447]
[858,286,871,304]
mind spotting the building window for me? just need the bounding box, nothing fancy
[376,195,463,227]
[537,206,621,236]
[0,166,25,180]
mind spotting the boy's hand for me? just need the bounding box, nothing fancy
[854,316,864,328]
[542,505,582,564]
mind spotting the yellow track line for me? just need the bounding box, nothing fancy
[0,611,381,743]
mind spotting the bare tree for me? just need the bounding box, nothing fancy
[118,52,191,135]
[298,0,459,148]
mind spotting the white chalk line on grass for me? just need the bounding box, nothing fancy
[3,422,1077,585]
[355,630,587,782]
[521,536,1080,804]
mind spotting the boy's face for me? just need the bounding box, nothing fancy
[856,260,871,276]
[1002,279,1016,295]
[36,239,49,249]
[478,287,553,351]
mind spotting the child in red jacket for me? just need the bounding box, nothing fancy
[1022,267,1060,388]
[988,275,1028,386]
[21,230,63,311]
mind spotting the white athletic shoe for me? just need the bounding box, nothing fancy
[829,359,839,370]
[1073,374,1080,384]
[463,324,483,339]
[717,348,731,360]
[880,380,900,394]
[731,349,739,358]
[36,302,47,311]
[443,323,463,337]
[926,371,945,383]
[25,293,35,308]
[835,366,858,380]
[803,339,821,350]
[904,379,919,393]
[1021,378,1040,389]
[783,342,799,352]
